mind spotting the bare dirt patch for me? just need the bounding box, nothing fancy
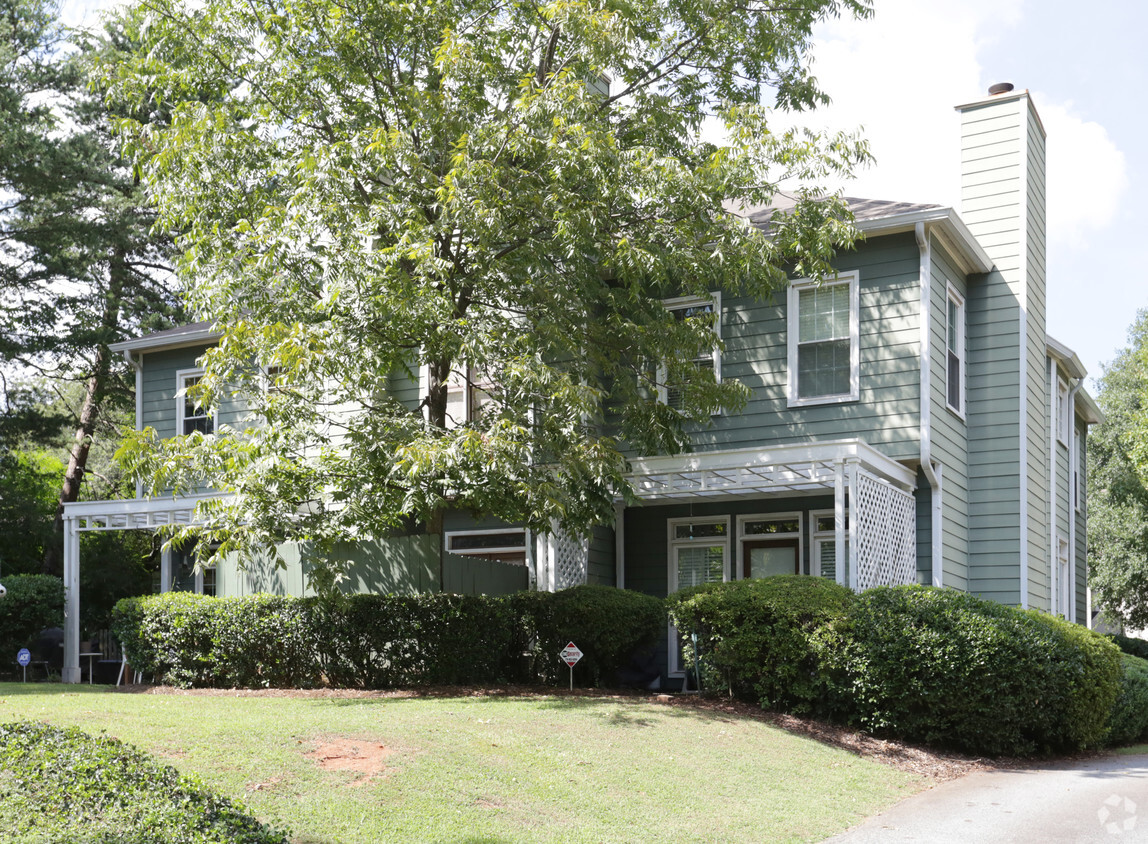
[304,737,397,787]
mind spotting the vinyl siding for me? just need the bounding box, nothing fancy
[666,234,921,463]
[587,524,615,586]
[139,344,249,438]
[929,244,969,591]
[1075,421,1089,625]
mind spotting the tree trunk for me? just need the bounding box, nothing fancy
[43,250,126,575]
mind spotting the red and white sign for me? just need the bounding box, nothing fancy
[559,642,583,667]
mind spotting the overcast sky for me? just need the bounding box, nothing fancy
[61,0,1143,386]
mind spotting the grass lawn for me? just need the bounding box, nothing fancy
[0,683,921,843]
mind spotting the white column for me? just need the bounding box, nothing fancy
[62,516,81,684]
[160,547,172,593]
[524,528,536,590]
[834,459,846,587]
[932,463,944,588]
[847,459,860,592]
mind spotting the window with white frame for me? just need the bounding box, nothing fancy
[659,293,721,411]
[176,369,213,435]
[737,513,802,579]
[668,517,728,675]
[420,361,494,429]
[946,287,965,414]
[810,510,849,582]
[1057,377,1070,445]
[445,528,527,564]
[787,273,859,406]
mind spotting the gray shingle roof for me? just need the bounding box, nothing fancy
[728,196,944,231]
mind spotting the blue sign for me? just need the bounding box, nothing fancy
[16,648,31,667]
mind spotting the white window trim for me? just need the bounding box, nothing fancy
[175,368,213,436]
[735,512,802,579]
[945,285,966,419]
[657,292,722,413]
[810,508,849,580]
[1057,377,1071,446]
[667,515,730,677]
[786,271,860,407]
[444,527,527,557]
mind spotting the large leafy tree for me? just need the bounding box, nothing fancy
[0,0,182,574]
[107,0,872,572]
[1089,311,1148,629]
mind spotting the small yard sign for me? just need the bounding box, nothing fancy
[16,648,30,683]
[559,642,583,691]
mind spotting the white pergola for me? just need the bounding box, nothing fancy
[619,438,919,593]
[60,494,223,684]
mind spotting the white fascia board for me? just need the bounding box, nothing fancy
[109,329,223,354]
[62,493,229,520]
[627,438,917,490]
[856,208,993,276]
[1046,335,1088,380]
[1076,389,1104,426]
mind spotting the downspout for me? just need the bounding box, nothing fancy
[1047,357,1057,615]
[122,349,143,500]
[915,222,944,587]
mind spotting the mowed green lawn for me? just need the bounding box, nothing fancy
[1,684,920,843]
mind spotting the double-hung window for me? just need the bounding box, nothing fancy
[659,293,721,411]
[946,287,965,414]
[787,272,859,406]
[176,369,213,435]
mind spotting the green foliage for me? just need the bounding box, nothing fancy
[512,585,666,686]
[0,574,63,656]
[822,586,1122,756]
[1088,310,1148,628]
[112,588,664,689]
[1107,654,1148,747]
[667,576,855,710]
[1107,632,1148,661]
[0,722,288,843]
[0,449,62,574]
[102,0,872,576]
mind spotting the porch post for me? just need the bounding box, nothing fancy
[847,458,860,592]
[834,459,846,587]
[160,547,172,592]
[62,514,81,684]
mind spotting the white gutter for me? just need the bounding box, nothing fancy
[122,349,144,500]
[1048,357,1058,615]
[1067,377,1083,623]
[915,222,944,588]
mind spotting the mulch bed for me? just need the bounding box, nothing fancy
[112,682,1038,782]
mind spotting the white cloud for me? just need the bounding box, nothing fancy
[1037,100,1127,249]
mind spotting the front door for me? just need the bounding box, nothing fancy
[742,538,800,579]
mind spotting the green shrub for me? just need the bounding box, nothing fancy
[0,721,288,843]
[512,585,666,686]
[1107,654,1148,747]
[667,575,855,710]
[1107,632,1148,661]
[822,586,1122,756]
[0,574,64,658]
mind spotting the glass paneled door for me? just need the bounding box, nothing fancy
[742,539,799,578]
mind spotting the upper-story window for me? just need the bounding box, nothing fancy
[176,369,213,435]
[1057,377,1070,445]
[787,272,859,406]
[946,287,965,415]
[659,293,721,411]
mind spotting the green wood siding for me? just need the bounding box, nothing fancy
[659,234,921,463]
[588,524,615,586]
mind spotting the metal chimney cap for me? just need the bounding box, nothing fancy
[988,82,1015,96]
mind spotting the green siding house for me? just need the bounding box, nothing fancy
[58,86,1102,685]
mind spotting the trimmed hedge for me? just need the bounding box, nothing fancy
[0,574,64,659]
[1107,632,1148,662]
[1107,654,1148,747]
[111,586,665,690]
[0,722,288,843]
[821,586,1122,756]
[667,576,855,710]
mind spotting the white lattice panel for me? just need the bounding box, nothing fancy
[855,472,916,590]
[553,531,589,589]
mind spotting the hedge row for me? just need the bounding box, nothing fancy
[0,574,64,659]
[668,579,1125,757]
[110,585,665,690]
[0,722,287,843]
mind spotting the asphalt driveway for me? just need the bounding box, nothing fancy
[828,752,1148,843]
